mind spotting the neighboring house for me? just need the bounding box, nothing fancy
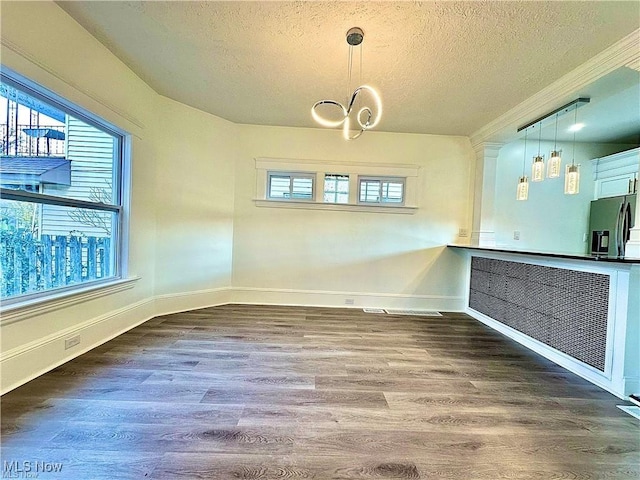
[41,116,115,237]
[0,84,113,237]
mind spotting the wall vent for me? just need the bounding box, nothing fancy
[384,309,442,316]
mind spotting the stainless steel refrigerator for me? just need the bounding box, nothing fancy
[589,194,636,257]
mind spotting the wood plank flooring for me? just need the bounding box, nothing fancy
[1,304,638,479]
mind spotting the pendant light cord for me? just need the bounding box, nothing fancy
[522,129,528,176]
[359,41,363,85]
[571,107,577,166]
[553,113,559,151]
[347,45,353,103]
[537,123,542,157]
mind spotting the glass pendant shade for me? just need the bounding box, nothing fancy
[531,155,545,182]
[516,176,529,201]
[548,150,562,178]
[564,164,580,195]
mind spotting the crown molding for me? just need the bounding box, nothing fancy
[470,29,640,148]
[473,142,504,158]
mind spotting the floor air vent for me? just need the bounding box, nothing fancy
[362,308,385,314]
[384,309,442,316]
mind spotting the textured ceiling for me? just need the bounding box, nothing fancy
[57,1,639,137]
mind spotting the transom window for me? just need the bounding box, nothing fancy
[0,69,128,304]
[267,172,314,200]
[358,177,405,204]
[323,174,349,204]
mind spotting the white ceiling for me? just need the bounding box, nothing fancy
[57,1,639,139]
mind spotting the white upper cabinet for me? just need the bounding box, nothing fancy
[592,148,639,199]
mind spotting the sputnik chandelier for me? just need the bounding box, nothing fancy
[311,27,382,140]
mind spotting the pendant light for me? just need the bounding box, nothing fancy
[311,27,382,140]
[564,107,581,195]
[547,113,562,178]
[531,124,545,182]
[517,129,529,201]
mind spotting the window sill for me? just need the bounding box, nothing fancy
[254,199,417,214]
[0,276,141,325]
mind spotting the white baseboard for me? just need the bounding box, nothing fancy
[0,286,463,395]
[466,307,627,399]
[0,298,155,395]
[154,287,233,317]
[230,286,465,312]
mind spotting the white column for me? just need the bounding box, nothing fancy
[470,142,502,247]
[624,159,640,259]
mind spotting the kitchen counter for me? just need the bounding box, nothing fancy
[450,243,639,399]
[448,244,640,264]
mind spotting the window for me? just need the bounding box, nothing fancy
[358,177,405,204]
[323,174,349,204]
[1,70,127,304]
[268,172,314,200]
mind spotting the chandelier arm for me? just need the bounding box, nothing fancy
[357,107,373,129]
[311,100,348,128]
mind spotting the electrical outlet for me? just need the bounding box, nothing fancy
[513,231,520,240]
[458,228,469,237]
[65,335,80,350]
[345,298,355,305]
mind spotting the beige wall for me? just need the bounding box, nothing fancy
[232,125,474,309]
[154,97,237,298]
[0,2,474,393]
[0,2,238,392]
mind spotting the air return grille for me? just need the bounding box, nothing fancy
[384,309,442,316]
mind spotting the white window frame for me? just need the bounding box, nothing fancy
[0,68,130,308]
[358,176,406,206]
[323,173,350,204]
[254,157,419,214]
[267,171,315,201]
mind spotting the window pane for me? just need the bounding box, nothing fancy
[359,180,381,203]
[269,175,291,198]
[0,81,118,205]
[382,181,404,203]
[291,177,313,199]
[324,174,349,204]
[1,198,116,299]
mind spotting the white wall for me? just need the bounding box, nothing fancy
[153,97,237,308]
[232,125,474,310]
[493,139,631,254]
[0,2,237,392]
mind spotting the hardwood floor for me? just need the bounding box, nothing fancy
[1,304,638,479]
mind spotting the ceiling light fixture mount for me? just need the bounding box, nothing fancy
[311,27,382,140]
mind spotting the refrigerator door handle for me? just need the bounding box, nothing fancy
[614,201,624,257]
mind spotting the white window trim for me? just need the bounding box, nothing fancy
[1,68,131,305]
[255,157,419,213]
[0,276,140,325]
[357,176,406,206]
[267,171,316,201]
[323,173,351,205]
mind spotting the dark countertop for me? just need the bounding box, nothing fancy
[448,244,640,264]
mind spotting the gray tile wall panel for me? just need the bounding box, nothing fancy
[469,256,609,371]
